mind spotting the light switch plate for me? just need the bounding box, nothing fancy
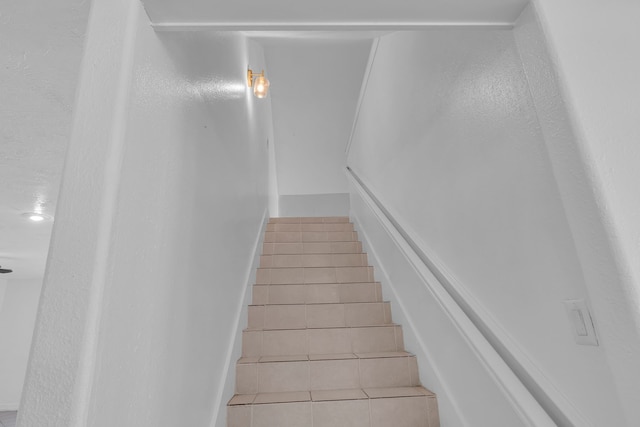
[563,299,598,346]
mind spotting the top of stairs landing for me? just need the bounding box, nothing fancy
[269,216,350,224]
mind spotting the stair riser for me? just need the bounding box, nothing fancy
[260,253,368,268]
[266,223,355,232]
[252,283,383,305]
[247,302,392,330]
[236,357,419,394]
[228,396,439,427]
[256,267,374,285]
[242,326,404,357]
[263,241,363,255]
[264,231,358,243]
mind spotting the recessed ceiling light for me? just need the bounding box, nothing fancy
[21,212,52,222]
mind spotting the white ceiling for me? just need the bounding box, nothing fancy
[0,0,89,279]
[143,0,528,28]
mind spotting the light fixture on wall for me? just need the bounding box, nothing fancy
[247,69,270,98]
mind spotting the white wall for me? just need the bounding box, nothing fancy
[0,279,42,410]
[18,1,274,426]
[348,29,623,426]
[261,38,371,215]
[525,2,640,424]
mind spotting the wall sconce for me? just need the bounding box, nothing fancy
[247,69,270,98]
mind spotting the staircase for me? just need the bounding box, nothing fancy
[227,216,439,427]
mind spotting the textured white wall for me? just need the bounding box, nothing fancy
[527,2,640,424]
[19,2,273,426]
[263,39,371,197]
[0,279,42,410]
[348,29,624,425]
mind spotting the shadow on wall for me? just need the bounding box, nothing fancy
[0,412,17,427]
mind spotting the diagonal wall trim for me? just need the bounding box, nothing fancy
[150,22,514,32]
[347,166,588,427]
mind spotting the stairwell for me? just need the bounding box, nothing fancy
[227,216,439,427]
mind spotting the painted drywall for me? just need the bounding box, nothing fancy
[261,38,371,205]
[279,193,350,217]
[18,2,274,426]
[0,279,42,410]
[142,0,528,28]
[348,29,624,425]
[0,0,89,279]
[525,2,640,424]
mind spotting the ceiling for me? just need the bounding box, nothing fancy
[0,0,90,279]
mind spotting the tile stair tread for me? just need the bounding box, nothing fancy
[237,351,413,364]
[243,323,400,332]
[228,386,434,406]
[248,301,389,307]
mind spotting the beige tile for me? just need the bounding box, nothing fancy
[266,223,276,232]
[345,303,386,326]
[252,401,312,427]
[300,217,320,223]
[259,255,272,268]
[340,283,377,303]
[255,269,270,284]
[336,267,373,283]
[264,305,306,330]
[359,357,411,388]
[275,231,302,243]
[308,328,352,354]
[275,223,302,232]
[262,330,307,356]
[302,254,333,267]
[310,359,360,390]
[238,356,261,364]
[272,243,304,254]
[302,231,328,242]
[304,267,336,284]
[331,241,362,253]
[259,355,308,362]
[270,267,304,284]
[253,391,311,404]
[268,284,306,304]
[262,243,274,254]
[271,254,303,268]
[374,283,382,301]
[426,397,440,427]
[303,242,333,253]
[227,405,251,427]
[301,223,327,232]
[351,326,397,353]
[228,394,256,405]
[258,361,309,393]
[324,216,350,223]
[242,331,262,357]
[355,352,411,359]
[306,284,340,303]
[328,231,357,241]
[313,399,370,427]
[236,363,257,394]
[311,389,367,401]
[364,387,429,399]
[383,302,392,323]
[327,223,355,231]
[308,353,357,361]
[395,326,405,351]
[252,286,268,305]
[332,253,367,267]
[307,304,345,328]
[264,232,276,243]
[247,306,265,330]
[271,217,301,224]
[370,396,429,427]
[409,357,420,386]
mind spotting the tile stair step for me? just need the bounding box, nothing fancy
[235,353,420,394]
[264,231,359,243]
[252,282,383,304]
[242,325,405,357]
[247,302,392,330]
[228,387,439,427]
[260,253,369,268]
[256,266,375,285]
[266,222,355,232]
[263,241,363,255]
